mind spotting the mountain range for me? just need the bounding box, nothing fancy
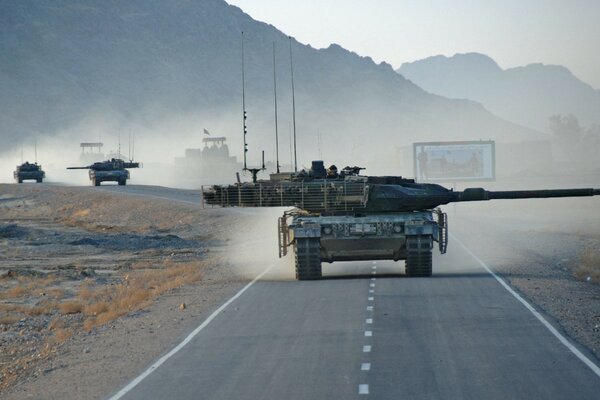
[0,0,542,171]
[398,53,600,133]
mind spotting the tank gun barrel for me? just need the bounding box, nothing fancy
[122,162,140,169]
[66,166,91,170]
[457,188,599,202]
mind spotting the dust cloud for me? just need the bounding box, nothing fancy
[216,207,296,282]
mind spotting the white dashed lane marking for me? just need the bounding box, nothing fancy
[363,345,371,353]
[359,384,369,395]
[366,318,373,324]
[367,306,373,311]
[368,297,374,301]
[365,331,372,337]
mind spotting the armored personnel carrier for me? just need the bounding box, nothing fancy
[67,158,140,186]
[203,161,600,280]
[14,162,45,183]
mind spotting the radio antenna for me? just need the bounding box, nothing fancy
[241,31,248,171]
[128,130,131,161]
[289,36,298,172]
[273,42,280,173]
[34,140,38,163]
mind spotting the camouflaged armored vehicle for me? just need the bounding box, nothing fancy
[203,161,600,280]
[67,158,140,186]
[14,162,45,183]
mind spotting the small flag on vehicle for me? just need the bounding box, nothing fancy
[203,128,210,135]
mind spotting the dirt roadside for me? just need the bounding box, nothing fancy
[0,184,268,400]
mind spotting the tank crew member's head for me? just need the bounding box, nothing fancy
[327,164,338,178]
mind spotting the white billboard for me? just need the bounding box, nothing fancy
[413,141,495,182]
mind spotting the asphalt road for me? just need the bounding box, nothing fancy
[101,185,600,400]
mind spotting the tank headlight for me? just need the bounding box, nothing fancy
[323,226,332,235]
[393,224,402,233]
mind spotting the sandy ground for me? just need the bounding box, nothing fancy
[0,184,278,400]
[1,182,599,399]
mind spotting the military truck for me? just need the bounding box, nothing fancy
[67,158,140,186]
[203,161,600,280]
[14,162,45,183]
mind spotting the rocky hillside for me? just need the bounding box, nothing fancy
[398,53,600,132]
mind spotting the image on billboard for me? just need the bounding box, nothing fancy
[413,141,495,182]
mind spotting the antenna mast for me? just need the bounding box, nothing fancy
[273,42,280,173]
[34,140,37,163]
[289,36,298,172]
[241,31,248,171]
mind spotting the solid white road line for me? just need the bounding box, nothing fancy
[361,363,371,371]
[108,264,275,400]
[359,384,369,395]
[452,234,600,378]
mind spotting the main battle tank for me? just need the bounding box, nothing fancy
[67,158,140,186]
[14,162,45,183]
[203,161,600,280]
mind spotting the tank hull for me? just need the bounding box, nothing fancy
[89,170,129,185]
[14,170,45,183]
[290,212,438,263]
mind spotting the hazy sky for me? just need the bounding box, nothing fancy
[227,0,600,89]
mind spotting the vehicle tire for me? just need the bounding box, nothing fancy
[118,179,126,186]
[405,235,433,277]
[294,237,322,280]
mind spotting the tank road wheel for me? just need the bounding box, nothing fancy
[17,178,23,184]
[294,238,322,280]
[36,178,42,183]
[405,235,433,277]
[118,178,126,186]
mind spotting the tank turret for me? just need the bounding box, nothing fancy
[203,164,599,214]
[202,161,600,280]
[67,158,140,186]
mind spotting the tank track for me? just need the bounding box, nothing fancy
[294,238,322,280]
[405,235,433,277]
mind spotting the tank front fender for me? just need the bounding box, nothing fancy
[291,223,321,239]
[405,221,437,237]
